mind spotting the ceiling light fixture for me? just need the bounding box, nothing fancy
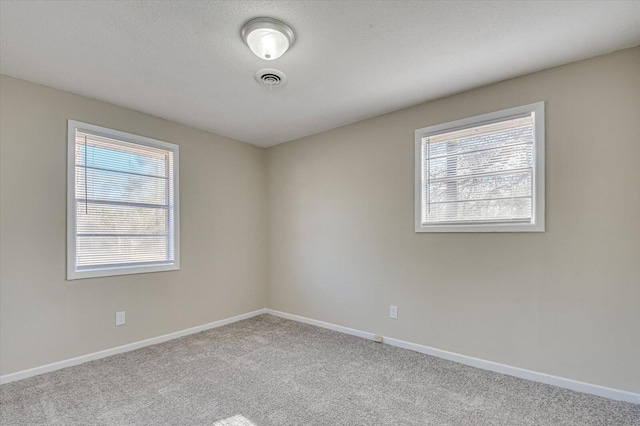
[241,17,294,60]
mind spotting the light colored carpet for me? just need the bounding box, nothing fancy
[1,314,638,425]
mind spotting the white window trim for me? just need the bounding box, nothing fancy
[414,102,545,233]
[67,120,180,280]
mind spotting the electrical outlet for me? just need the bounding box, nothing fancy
[390,305,398,319]
[373,335,384,343]
[115,311,126,326]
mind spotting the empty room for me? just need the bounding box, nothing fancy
[1,1,639,425]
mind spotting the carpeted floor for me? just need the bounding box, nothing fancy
[1,314,638,425]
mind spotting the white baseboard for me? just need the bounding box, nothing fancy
[0,308,267,385]
[266,309,640,404]
[3,307,637,404]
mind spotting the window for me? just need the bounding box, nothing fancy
[415,102,544,232]
[67,121,179,279]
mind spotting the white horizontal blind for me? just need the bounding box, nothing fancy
[421,114,535,225]
[73,130,175,271]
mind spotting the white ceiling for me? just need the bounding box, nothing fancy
[1,1,639,147]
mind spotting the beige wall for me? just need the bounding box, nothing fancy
[2,48,639,393]
[0,75,268,375]
[266,48,640,393]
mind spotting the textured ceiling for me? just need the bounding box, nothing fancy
[1,1,639,147]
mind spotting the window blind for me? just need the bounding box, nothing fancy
[421,114,535,225]
[73,130,175,271]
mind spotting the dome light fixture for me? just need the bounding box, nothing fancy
[241,17,295,60]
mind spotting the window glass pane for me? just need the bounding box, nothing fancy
[76,134,168,177]
[426,171,532,204]
[425,116,533,156]
[76,236,169,268]
[425,135,533,180]
[76,202,169,236]
[76,167,169,205]
[424,198,532,224]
